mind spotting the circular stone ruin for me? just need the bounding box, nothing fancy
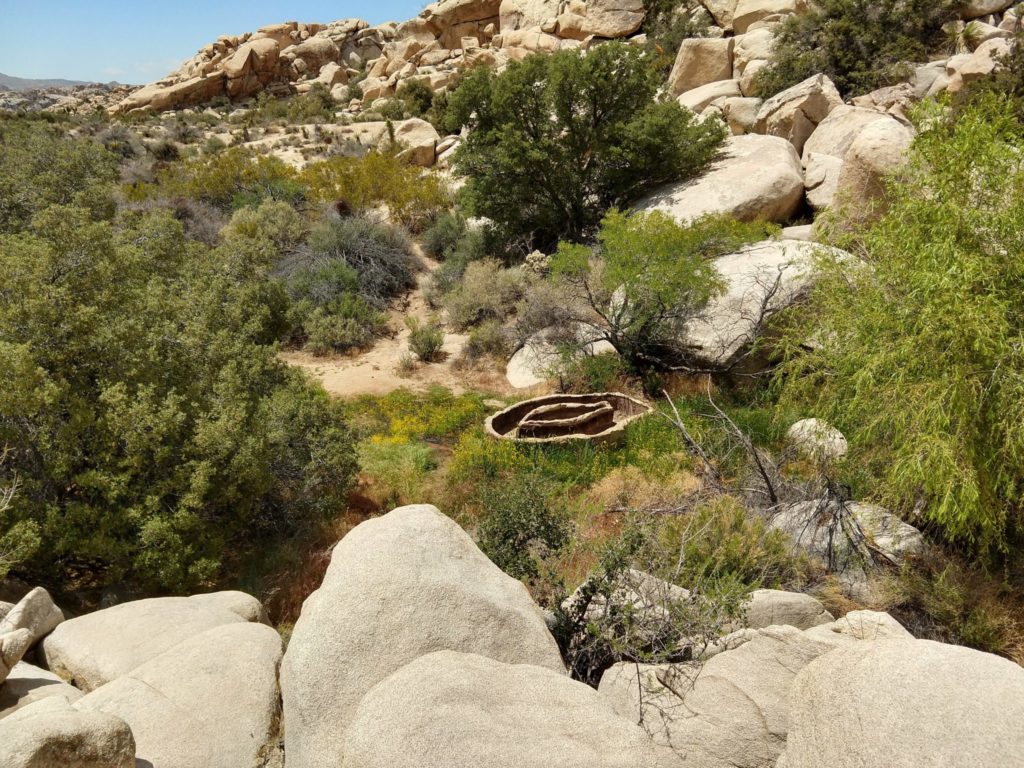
[485,393,653,445]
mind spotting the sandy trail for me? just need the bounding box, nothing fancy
[282,244,513,398]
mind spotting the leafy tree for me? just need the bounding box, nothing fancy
[0,204,357,591]
[776,97,1024,552]
[447,44,726,249]
[550,210,773,370]
[755,0,958,98]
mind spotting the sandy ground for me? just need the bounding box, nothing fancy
[282,245,515,398]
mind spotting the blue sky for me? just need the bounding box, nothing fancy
[0,1,426,84]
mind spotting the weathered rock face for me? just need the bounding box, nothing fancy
[634,134,804,225]
[598,612,913,768]
[281,504,564,768]
[0,628,33,684]
[0,697,136,768]
[77,622,283,768]
[678,79,743,112]
[678,239,829,369]
[0,661,83,719]
[668,37,735,96]
[801,105,895,211]
[779,639,1024,768]
[959,0,1016,19]
[754,74,843,154]
[742,589,833,631]
[700,0,740,30]
[39,592,261,691]
[732,0,811,34]
[392,117,441,167]
[341,650,671,768]
[833,116,914,222]
[946,37,1012,93]
[0,587,64,646]
[556,0,646,39]
[768,500,924,594]
[499,0,563,31]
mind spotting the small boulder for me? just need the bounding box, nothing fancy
[40,592,256,691]
[754,74,843,154]
[0,661,83,719]
[786,418,848,462]
[341,650,673,768]
[780,639,1024,767]
[77,622,283,768]
[742,589,833,630]
[281,504,564,768]
[732,0,811,34]
[0,697,135,768]
[678,79,742,112]
[0,586,64,646]
[0,628,32,684]
[634,134,804,225]
[392,118,441,167]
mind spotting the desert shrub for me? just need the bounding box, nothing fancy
[146,147,306,210]
[97,124,144,159]
[203,136,227,155]
[446,43,726,248]
[958,32,1024,121]
[421,210,467,259]
[288,82,336,123]
[299,150,448,229]
[755,0,958,98]
[0,205,357,591]
[555,353,631,394]
[477,470,571,582]
[775,97,1024,552]
[396,79,435,116]
[0,467,39,581]
[460,320,515,363]
[643,0,709,72]
[443,259,528,330]
[148,138,180,161]
[291,215,416,307]
[0,119,118,234]
[221,198,306,255]
[406,317,446,362]
[551,210,773,371]
[295,297,387,355]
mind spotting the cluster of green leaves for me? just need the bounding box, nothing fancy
[446,43,726,249]
[776,96,1024,553]
[755,0,958,98]
[0,117,118,232]
[0,200,357,590]
[551,210,775,371]
[958,32,1024,122]
[299,150,449,230]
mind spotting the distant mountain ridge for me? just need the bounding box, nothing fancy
[0,72,113,91]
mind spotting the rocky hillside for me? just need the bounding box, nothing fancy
[2,505,1023,767]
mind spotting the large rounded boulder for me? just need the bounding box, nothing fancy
[779,639,1024,767]
[341,650,672,768]
[634,135,804,225]
[281,504,565,768]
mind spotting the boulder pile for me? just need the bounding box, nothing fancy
[1,506,1021,766]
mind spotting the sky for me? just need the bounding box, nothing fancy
[0,0,426,84]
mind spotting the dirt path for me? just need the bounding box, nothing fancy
[282,244,513,398]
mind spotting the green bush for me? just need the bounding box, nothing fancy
[406,317,445,362]
[755,0,958,98]
[477,470,570,582]
[775,97,1024,552]
[421,211,467,259]
[396,79,435,117]
[0,120,118,234]
[0,204,358,591]
[461,320,515,363]
[446,43,726,248]
[551,210,773,370]
[443,259,528,330]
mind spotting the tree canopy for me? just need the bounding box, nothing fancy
[447,44,726,250]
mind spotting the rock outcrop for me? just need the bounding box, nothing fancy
[779,639,1024,767]
[754,74,843,154]
[635,134,804,225]
[0,697,136,768]
[281,504,564,768]
[785,418,848,462]
[342,650,673,768]
[0,587,64,647]
[0,661,83,719]
[77,622,283,768]
[40,591,262,691]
